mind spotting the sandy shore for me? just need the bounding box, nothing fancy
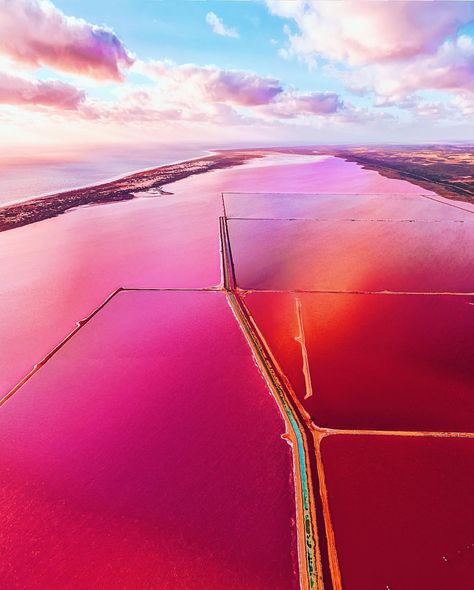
[250,145,474,205]
[0,151,261,233]
[2,145,472,233]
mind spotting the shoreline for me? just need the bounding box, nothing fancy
[0,150,214,209]
[0,151,262,233]
[245,145,474,206]
[335,154,474,206]
[1,144,472,233]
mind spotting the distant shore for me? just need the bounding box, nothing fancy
[253,145,474,206]
[1,144,472,233]
[333,152,474,205]
[0,151,261,233]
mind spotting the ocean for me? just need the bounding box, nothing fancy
[0,144,207,205]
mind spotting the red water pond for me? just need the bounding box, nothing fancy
[228,218,474,293]
[243,292,474,432]
[0,290,299,590]
[320,434,474,590]
[224,192,473,221]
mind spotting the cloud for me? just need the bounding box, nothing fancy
[263,90,343,118]
[205,12,239,39]
[450,93,474,116]
[267,1,474,117]
[378,35,474,98]
[266,0,474,66]
[205,70,282,106]
[0,0,134,81]
[374,92,472,122]
[0,70,85,108]
[83,60,346,126]
[0,51,345,127]
[339,34,474,103]
[78,87,258,132]
[134,60,283,106]
[81,95,186,124]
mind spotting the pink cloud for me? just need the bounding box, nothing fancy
[0,71,85,108]
[136,60,283,106]
[267,0,474,65]
[264,90,343,118]
[80,91,186,123]
[133,60,347,121]
[205,70,282,106]
[0,0,134,81]
[341,35,474,103]
[386,35,474,96]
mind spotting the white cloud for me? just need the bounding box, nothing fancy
[205,12,239,39]
[336,35,474,103]
[266,0,474,118]
[266,0,474,66]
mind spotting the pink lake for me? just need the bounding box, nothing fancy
[1,151,474,590]
[242,292,474,432]
[224,191,473,221]
[0,290,299,590]
[227,217,474,293]
[321,434,474,590]
[0,153,441,395]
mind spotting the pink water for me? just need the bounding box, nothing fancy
[228,218,474,293]
[2,152,473,589]
[0,154,458,395]
[0,144,205,205]
[224,192,473,220]
[321,435,474,589]
[0,290,298,589]
[243,292,474,432]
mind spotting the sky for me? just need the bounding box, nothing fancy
[0,0,473,155]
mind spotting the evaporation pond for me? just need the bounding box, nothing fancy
[224,192,473,221]
[243,292,474,432]
[320,434,474,590]
[0,290,299,590]
[227,218,474,292]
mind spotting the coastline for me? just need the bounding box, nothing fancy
[334,153,474,206]
[0,151,261,233]
[1,144,472,234]
[0,150,214,208]
[250,145,474,206]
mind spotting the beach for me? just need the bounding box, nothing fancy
[0,151,261,232]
